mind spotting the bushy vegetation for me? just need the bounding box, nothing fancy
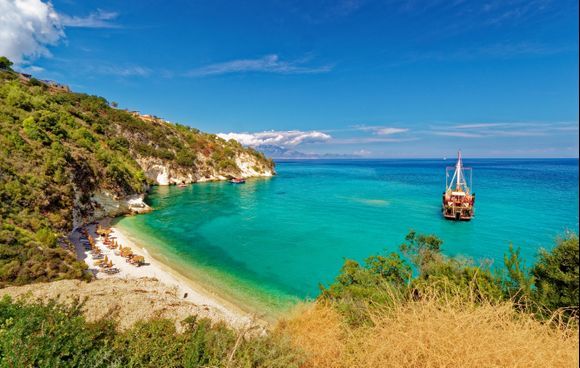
[320,230,579,324]
[0,296,301,367]
[0,231,577,367]
[532,234,580,316]
[0,62,273,286]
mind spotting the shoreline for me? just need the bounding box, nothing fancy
[70,217,266,330]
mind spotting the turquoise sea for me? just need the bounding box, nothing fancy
[115,158,579,316]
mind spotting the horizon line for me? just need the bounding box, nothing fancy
[271,157,580,160]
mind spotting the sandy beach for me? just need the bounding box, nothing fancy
[70,218,262,330]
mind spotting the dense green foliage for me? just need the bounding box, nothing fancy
[321,231,579,324]
[0,58,12,70]
[0,296,300,368]
[0,66,274,286]
[532,234,579,316]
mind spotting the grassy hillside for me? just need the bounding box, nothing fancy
[0,66,273,286]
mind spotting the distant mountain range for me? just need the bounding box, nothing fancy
[256,145,361,159]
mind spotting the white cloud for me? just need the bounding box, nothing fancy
[432,131,484,138]
[333,137,418,144]
[186,54,333,77]
[0,0,63,63]
[375,127,409,135]
[452,123,508,129]
[354,125,409,135]
[0,1,119,64]
[60,9,119,28]
[95,65,151,77]
[353,149,372,156]
[431,121,579,138]
[218,130,332,147]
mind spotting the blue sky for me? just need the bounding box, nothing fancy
[2,0,578,157]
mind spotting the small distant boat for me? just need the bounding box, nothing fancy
[178,183,187,188]
[442,151,475,221]
[230,178,246,184]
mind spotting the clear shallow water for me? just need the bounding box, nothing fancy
[116,158,579,315]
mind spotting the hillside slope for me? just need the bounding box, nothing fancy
[0,68,274,286]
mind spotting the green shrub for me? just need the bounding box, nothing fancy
[6,87,32,111]
[23,116,50,144]
[0,56,13,70]
[0,297,301,367]
[0,297,117,367]
[36,227,57,248]
[320,253,411,325]
[503,244,534,300]
[176,149,197,167]
[108,137,130,152]
[532,233,579,317]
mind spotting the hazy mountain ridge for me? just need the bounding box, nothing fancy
[256,144,362,159]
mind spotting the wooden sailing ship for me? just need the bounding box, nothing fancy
[442,151,475,221]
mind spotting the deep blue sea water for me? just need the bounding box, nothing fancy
[116,158,579,315]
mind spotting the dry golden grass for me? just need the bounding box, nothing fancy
[279,293,579,368]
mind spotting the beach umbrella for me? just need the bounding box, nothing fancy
[131,255,145,266]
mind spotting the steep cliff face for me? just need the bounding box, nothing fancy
[85,151,275,223]
[136,151,274,185]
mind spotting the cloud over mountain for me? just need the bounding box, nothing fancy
[218,130,331,147]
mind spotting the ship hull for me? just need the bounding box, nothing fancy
[442,205,474,221]
[442,211,473,221]
[442,193,475,221]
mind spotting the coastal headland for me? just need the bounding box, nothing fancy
[0,67,276,329]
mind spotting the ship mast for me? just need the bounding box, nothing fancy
[446,150,467,193]
[456,150,462,191]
